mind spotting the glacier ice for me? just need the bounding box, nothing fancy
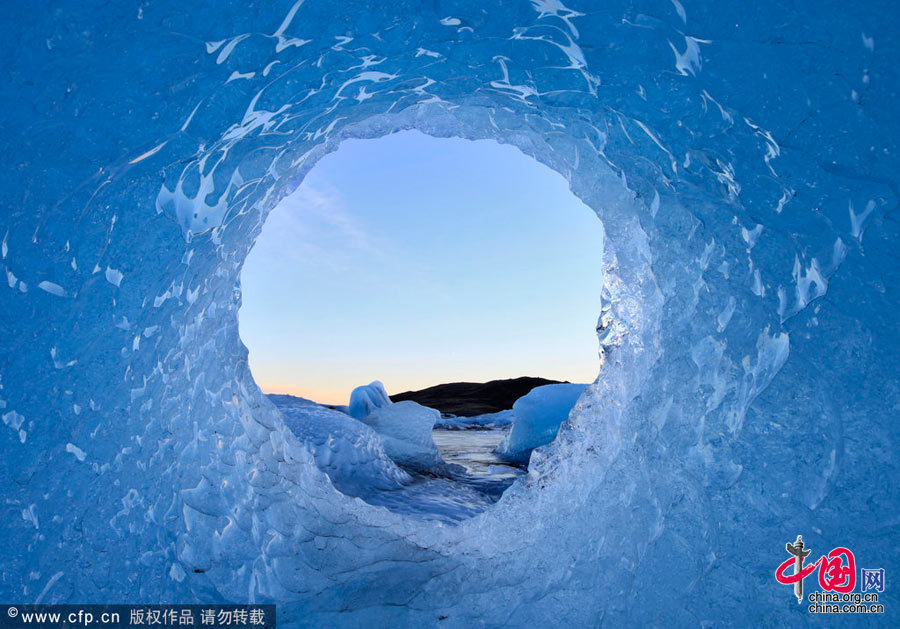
[1,0,898,626]
[271,394,505,523]
[496,383,587,464]
[347,381,447,472]
[274,397,412,495]
[359,401,446,472]
[348,381,393,419]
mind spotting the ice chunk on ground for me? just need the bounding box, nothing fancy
[275,400,411,495]
[496,383,587,464]
[360,400,445,471]
[348,380,392,419]
[274,396,510,523]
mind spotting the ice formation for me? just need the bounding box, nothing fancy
[496,383,587,463]
[1,0,898,626]
[347,381,446,472]
[270,394,504,524]
[358,401,445,472]
[348,381,392,419]
[274,399,412,495]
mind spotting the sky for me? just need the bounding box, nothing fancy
[239,130,604,405]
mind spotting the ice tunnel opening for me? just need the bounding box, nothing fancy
[237,129,606,523]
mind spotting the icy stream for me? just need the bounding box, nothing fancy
[432,428,524,480]
[365,429,525,524]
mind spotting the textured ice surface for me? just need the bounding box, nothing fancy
[359,473,497,525]
[348,381,445,471]
[1,0,898,626]
[348,381,392,419]
[274,399,412,495]
[270,396,507,523]
[360,401,445,472]
[497,384,587,463]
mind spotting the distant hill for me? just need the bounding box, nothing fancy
[390,376,564,417]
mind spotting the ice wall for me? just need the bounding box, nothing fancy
[1,0,898,626]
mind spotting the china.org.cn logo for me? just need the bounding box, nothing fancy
[775,534,885,614]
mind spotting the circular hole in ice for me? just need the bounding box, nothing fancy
[238,130,605,524]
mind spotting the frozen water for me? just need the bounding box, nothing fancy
[1,0,898,625]
[348,380,392,419]
[432,428,523,479]
[496,383,587,463]
[435,409,515,429]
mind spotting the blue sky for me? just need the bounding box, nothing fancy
[239,130,604,404]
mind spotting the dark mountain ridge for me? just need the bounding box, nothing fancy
[390,376,564,417]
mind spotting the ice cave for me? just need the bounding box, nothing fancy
[1,0,898,626]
